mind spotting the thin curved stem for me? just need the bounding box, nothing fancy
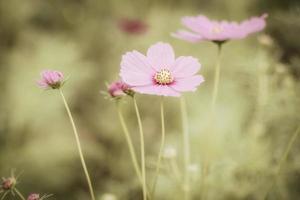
[151,97,166,197]
[170,157,182,184]
[180,96,190,200]
[14,188,25,200]
[116,102,143,183]
[59,89,96,200]
[211,44,223,115]
[133,96,147,200]
[262,126,300,200]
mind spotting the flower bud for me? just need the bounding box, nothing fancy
[1,177,16,190]
[37,70,65,90]
[108,80,134,98]
[27,193,40,200]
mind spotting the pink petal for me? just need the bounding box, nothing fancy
[220,21,245,40]
[43,73,54,84]
[132,85,180,97]
[120,70,153,86]
[171,56,201,78]
[171,30,203,43]
[171,75,204,92]
[120,51,155,86]
[240,14,267,36]
[182,15,213,38]
[37,80,48,89]
[147,42,175,71]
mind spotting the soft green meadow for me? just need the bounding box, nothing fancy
[0,0,299,200]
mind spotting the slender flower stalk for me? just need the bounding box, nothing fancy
[263,126,300,200]
[59,89,96,200]
[211,43,223,115]
[151,97,166,196]
[116,101,143,184]
[14,188,26,200]
[180,96,191,200]
[200,44,223,200]
[133,96,147,200]
[169,157,182,184]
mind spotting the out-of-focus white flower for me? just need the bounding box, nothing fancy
[188,163,199,173]
[163,146,177,159]
[100,193,117,200]
[258,34,274,47]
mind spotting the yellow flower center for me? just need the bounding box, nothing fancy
[154,69,173,85]
[212,25,223,34]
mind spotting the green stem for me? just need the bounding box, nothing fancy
[276,127,300,174]
[263,126,300,200]
[133,96,147,200]
[170,158,182,184]
[59,89,96,200]
[200,161,209,200]
[14,188,25,200]
[151,97,166,197]
[211,44,223,115]
[180,96,190,200]
[116,102,143,183]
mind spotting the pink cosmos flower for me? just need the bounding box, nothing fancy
[172,14,267,43]
[37,70,64,89]
[120,42,204,97]
[108,80,132,98]
[118,18,148,35]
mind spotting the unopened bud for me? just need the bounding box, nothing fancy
[1,177,16,190]
[27,193,40,200]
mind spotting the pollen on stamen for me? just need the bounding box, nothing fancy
[212,25,223,34]
[154,69,174,85]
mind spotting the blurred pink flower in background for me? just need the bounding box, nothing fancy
[118,18,148,35]
[107,80,131,98]
[120,42,204,97]
[172,14,267,43]
[37,70,64,89]
[27,193,40,200]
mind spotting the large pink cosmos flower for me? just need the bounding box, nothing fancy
[120,42,204,97]
[172,14,267,43]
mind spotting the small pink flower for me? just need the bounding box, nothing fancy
[120,42,204,97]
[1,177,16,190]
[37,70,64,89]
[27,193,52,200]
[118,18,148,35]
[108,80,132,98]
[27,193,40,200]
[172,14,267,43]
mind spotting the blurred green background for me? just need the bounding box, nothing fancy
[0,0,300,199]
